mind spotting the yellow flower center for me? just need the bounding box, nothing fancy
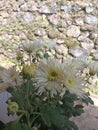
[67,78,74,88]
[47,68,62,81]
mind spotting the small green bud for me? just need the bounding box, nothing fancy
[45,86,52,91]
[8,101,19,115]
[35,97,40,103]
[7,99,12,105]
[22,63,35,78]
[31,126,37,130]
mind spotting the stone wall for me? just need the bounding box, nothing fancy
[0,0,98,63]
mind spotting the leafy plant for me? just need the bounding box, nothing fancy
[0,40,95,130]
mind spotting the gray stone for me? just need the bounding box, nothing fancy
[73,4,82,12]
[69,48,88,57]
[81,24,96,31]
[55,53,63,59]
[42,15,50,26]
[28,5,38,11]
[23,12,35,22]
[49,2,59,14]
[67,25,80,37]
[59,19,67,27]
[13,3,20,11]
[92,50,98,60]
[34,28,46,36]
[55,45,68,56]
[89,32,98,40]
[46,51,53,57]
[81,39,94,51]
[27,2,38,11]
[94,55,98,60]
[48,29,59,39]
[83,1,93,6]
[19,33,27,40]
[50,49,56,55]
[78,32,89,41]
[40,5,51,14]
[84,16,98,24]
[59,33,66,39]
[85,6,94,13]
[17,0,25,5]
[75,18,84,26]
[95,38,98,45]
[56,39,65,44]
[20,3,28,11]
[61,5,71,12]
[60,13,72,25]
[1,19,8,25]
[0,12,9,18]
[48,14,60,26]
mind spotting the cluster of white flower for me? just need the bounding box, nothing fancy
[34,58,86,98]
[1,41,98,98]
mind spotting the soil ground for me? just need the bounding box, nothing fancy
[71,94,98,130]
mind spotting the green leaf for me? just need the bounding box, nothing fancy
[44,53,49,59]
[7,87,14,93]
[3,121,24,130]
[11,91,25,109]
[72,105,84,116]
[82,93,94,105]
[40,105,51,127]
[40,104,65,128]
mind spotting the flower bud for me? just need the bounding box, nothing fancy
[22,63,35,78]
[7,101,19,115]
[45,86,52,91]
[7,99,12,105]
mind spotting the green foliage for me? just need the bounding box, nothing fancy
[40,103,78,130]
[3,121,24,130]
[82,92,94,105]
[72,104,84,116]
[40,104,65,128]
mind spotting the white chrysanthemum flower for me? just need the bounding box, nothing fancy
[34,58,64,97]
[80,58,98,75]
[87,61,98,75]
[64,58,86,71]
[62,66,86,98]
[1,67,22,87]
[22,41,43,53]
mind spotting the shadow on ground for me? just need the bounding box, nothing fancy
[71,95,98,130]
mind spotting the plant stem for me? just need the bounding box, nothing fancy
[18,110,31,129]
[29,53,32,64]
[26,80,30,111]
[15,113,24,123]
[31,115,39,125]
[26,112,31,128]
